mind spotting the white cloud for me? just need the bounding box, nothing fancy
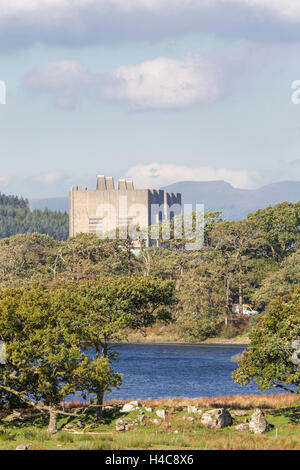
[1,0,300,50]
[103,55,220,109]
[125,163,262,189]
[34,171,64,185]
[24,60,94,108]
[25,56,221,110]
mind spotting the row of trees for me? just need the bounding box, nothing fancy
[0,193,68,240]
[0,278,175,432]
[0,201,299,340]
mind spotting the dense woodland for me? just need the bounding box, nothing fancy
[0,197,299,341]
[0,193,68,240]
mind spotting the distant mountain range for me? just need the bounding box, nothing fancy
[29,180,300,220]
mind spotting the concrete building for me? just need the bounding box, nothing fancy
[69,175,181,243]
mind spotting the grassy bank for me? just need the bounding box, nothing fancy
[0,394,299,450]
[125,324,250,344]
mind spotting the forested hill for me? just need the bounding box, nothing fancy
[0,192,69,241]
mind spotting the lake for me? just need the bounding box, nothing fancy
[73,343,281,400]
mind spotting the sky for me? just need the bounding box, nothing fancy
[0,0,300,198]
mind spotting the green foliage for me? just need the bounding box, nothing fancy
[247,202,300,261]
[0,192,68,241]
[233,288,300,393]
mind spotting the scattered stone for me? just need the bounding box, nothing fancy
[182,416,195,423]
[4,411,23,423]
[130,401,142,407]
[145,407,153,413]
[116,418,126,432]
[235,423,249,432]
[120,403,135,413]
[156,409,168,419]
[197,409,203,415]
[187,406,198,414]
[76,421,83,428]
[152,419,161,425]
[138,414,145,423]
[201,408,232,429]
[115,418,133,432]
[16,444,31,451]
[64,423,73,430]
[249,409,273,434]
[173,430,179,434]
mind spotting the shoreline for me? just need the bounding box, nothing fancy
[117,337,250,346]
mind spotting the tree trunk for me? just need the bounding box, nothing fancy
[225,277,230,326]
[48,408,58,434]
[95,342,108,423]
[238,282,243,315]
[96,389,104,422]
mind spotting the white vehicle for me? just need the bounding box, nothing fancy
[232,304,259,316]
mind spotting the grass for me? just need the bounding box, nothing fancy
[124,319,251,344]
[0,394,299,450]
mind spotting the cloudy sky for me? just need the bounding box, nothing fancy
[0,0,300,198]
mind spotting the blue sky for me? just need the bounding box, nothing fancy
[0,0,300,198]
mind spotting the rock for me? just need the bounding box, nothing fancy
[249,409,273,434]
[187,406,198,414]
[231,410,248,417]
[138,414,145,423]
[116,417,133,432]
[197,409,203,415]
[129,401,142,407]
[16,444,31,451]
[145,407,153,413]
[173,430,179,434]
[182,416,195,423]
[152,419,161,425]
[116,418,126,432]
[4,411,23,423]
[76,421,83,428]
[156,409,168,419]
[120,403,135,413]
[201,408,232,429]
[235,423,249,431]
[64,423,73,430]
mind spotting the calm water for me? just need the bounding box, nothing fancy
[70,343,280,400]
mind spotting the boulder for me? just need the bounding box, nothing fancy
[130,401,142,407]
[249,409,273,434]
[182,416,195,423]
[115,418,133,432]
[187,406,198,414]
[235,423,249,431]
[120,403,135,413]
[201,408,232,429]
[16,444,31,451]
[156,409,168,419]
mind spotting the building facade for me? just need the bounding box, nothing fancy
[69,175,181,243]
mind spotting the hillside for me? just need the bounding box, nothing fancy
[0,193,69,240]
[29,180,300,220]
[162,180,300,219]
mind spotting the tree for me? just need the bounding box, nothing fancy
[0,283,121,432]
[247,202,300,261]
[253,247,300,310]
[74,277,175,421]
[233,288,300,393]
[211,219,266,315]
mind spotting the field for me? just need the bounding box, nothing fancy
[0,394,299,450]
